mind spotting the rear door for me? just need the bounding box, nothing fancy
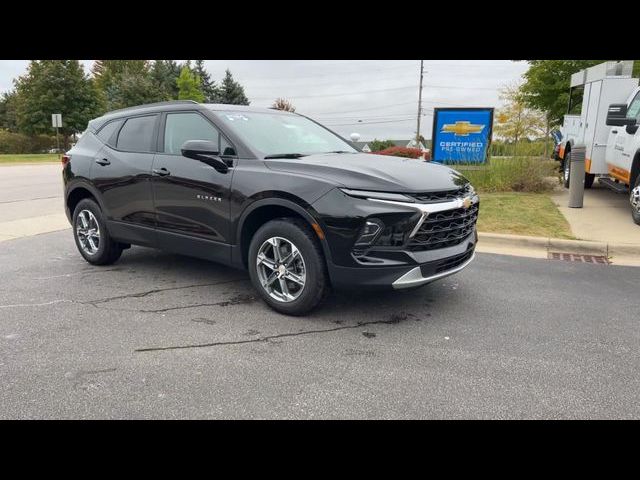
[91,114,159,243]
[151,111,236,260]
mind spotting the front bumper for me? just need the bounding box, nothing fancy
[327,230,476,290]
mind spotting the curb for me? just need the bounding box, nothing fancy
[477,232,640,265]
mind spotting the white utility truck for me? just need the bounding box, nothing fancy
[555,60,640,225]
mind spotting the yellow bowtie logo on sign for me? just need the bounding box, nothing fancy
[441,121,485,136]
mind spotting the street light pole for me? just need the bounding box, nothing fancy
[416,60,424,146]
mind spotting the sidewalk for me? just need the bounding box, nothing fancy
[550,181,640,245]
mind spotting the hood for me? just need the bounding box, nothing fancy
[264,153,469,193]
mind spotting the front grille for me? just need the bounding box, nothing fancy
[408,203,479,251]
[408,184,472,203]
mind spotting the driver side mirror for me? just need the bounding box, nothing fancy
[181,140,228,173]
[606,103,636,127]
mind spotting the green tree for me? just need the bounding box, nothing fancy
[176,66,205,102]
[518,60,605,126]
[104,72,167,111]
[14,60,101,148]
[92,60,150,91]
[494,83,546,157]
[0,91,19,132]
[150,60,181,99]
[369,139,395,152]
[194,60,218,102]
[218,69,249,105]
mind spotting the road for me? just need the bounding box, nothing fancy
[1,229,638,419]
[0,164,68,241]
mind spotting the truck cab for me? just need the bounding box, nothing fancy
[557,61,640,225]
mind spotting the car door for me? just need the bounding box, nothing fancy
[91,114,159,244]
[151,110,236,261]
[617,91,640,182]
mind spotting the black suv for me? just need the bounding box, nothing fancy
[63,101,479,315]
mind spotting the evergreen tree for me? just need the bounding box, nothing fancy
[218,69,249,105]
[194,60,218,103]
[176,67,205,102]
[150,60,181,99]
[92,60,149,91]
[104,72,167,111]
[14,60,101,147]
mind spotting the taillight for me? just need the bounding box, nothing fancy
[61,154,70,167]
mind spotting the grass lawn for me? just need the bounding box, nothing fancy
[0,154,60,164]
[478,192,574,239]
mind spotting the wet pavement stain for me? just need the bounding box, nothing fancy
[215,293,256,307]
[362,332,376,338]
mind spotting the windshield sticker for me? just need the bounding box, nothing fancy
[225,114,249,122]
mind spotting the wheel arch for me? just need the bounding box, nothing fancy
[234,196,333,269]
[66,181,107,220]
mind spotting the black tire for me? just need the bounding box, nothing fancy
[72,198,123,265]
[631,175,640,226]
[562,151,571,188]
[248,218,329,316]
[585,173,595,189]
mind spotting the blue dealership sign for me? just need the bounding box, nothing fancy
[431,108,494,164]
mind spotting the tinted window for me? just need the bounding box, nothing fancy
[116,115,157,152]
[96,119,123,146]
[164,112,221,155]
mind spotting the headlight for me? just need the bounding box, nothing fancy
[340,188,415,203]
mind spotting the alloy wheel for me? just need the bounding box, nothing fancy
[76,209,101,255]
[256,236,306,303]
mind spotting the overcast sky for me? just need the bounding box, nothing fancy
[0,60,528,141]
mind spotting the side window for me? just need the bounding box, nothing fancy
[116,115,157,152]
[164,112,223,155]
[627,93,640,123]
[96,119,123,147]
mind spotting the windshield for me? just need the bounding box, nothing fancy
[213,111,357,157]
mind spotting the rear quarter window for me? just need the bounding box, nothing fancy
[96,119,123,147]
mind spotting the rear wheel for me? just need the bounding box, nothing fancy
[248,218,329,315]
[631,175,640,226]
[73,198,123,265]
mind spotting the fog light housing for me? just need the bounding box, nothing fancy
[354,218,384,247]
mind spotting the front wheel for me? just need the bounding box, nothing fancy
[631,176,640,226]
[248,218,329,315]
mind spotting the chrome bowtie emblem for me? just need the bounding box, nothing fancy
[462,197,472,209]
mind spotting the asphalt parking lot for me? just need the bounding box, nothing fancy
[1,229,639,419]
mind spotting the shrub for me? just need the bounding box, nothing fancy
[456,157,557,193]
[0,130,56,154]
[376,146,425,159]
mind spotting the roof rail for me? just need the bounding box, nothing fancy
[105,100,199,115]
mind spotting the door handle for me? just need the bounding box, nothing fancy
[95,158,111,166]
[612,130,618,134]
[152,167,171,176]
